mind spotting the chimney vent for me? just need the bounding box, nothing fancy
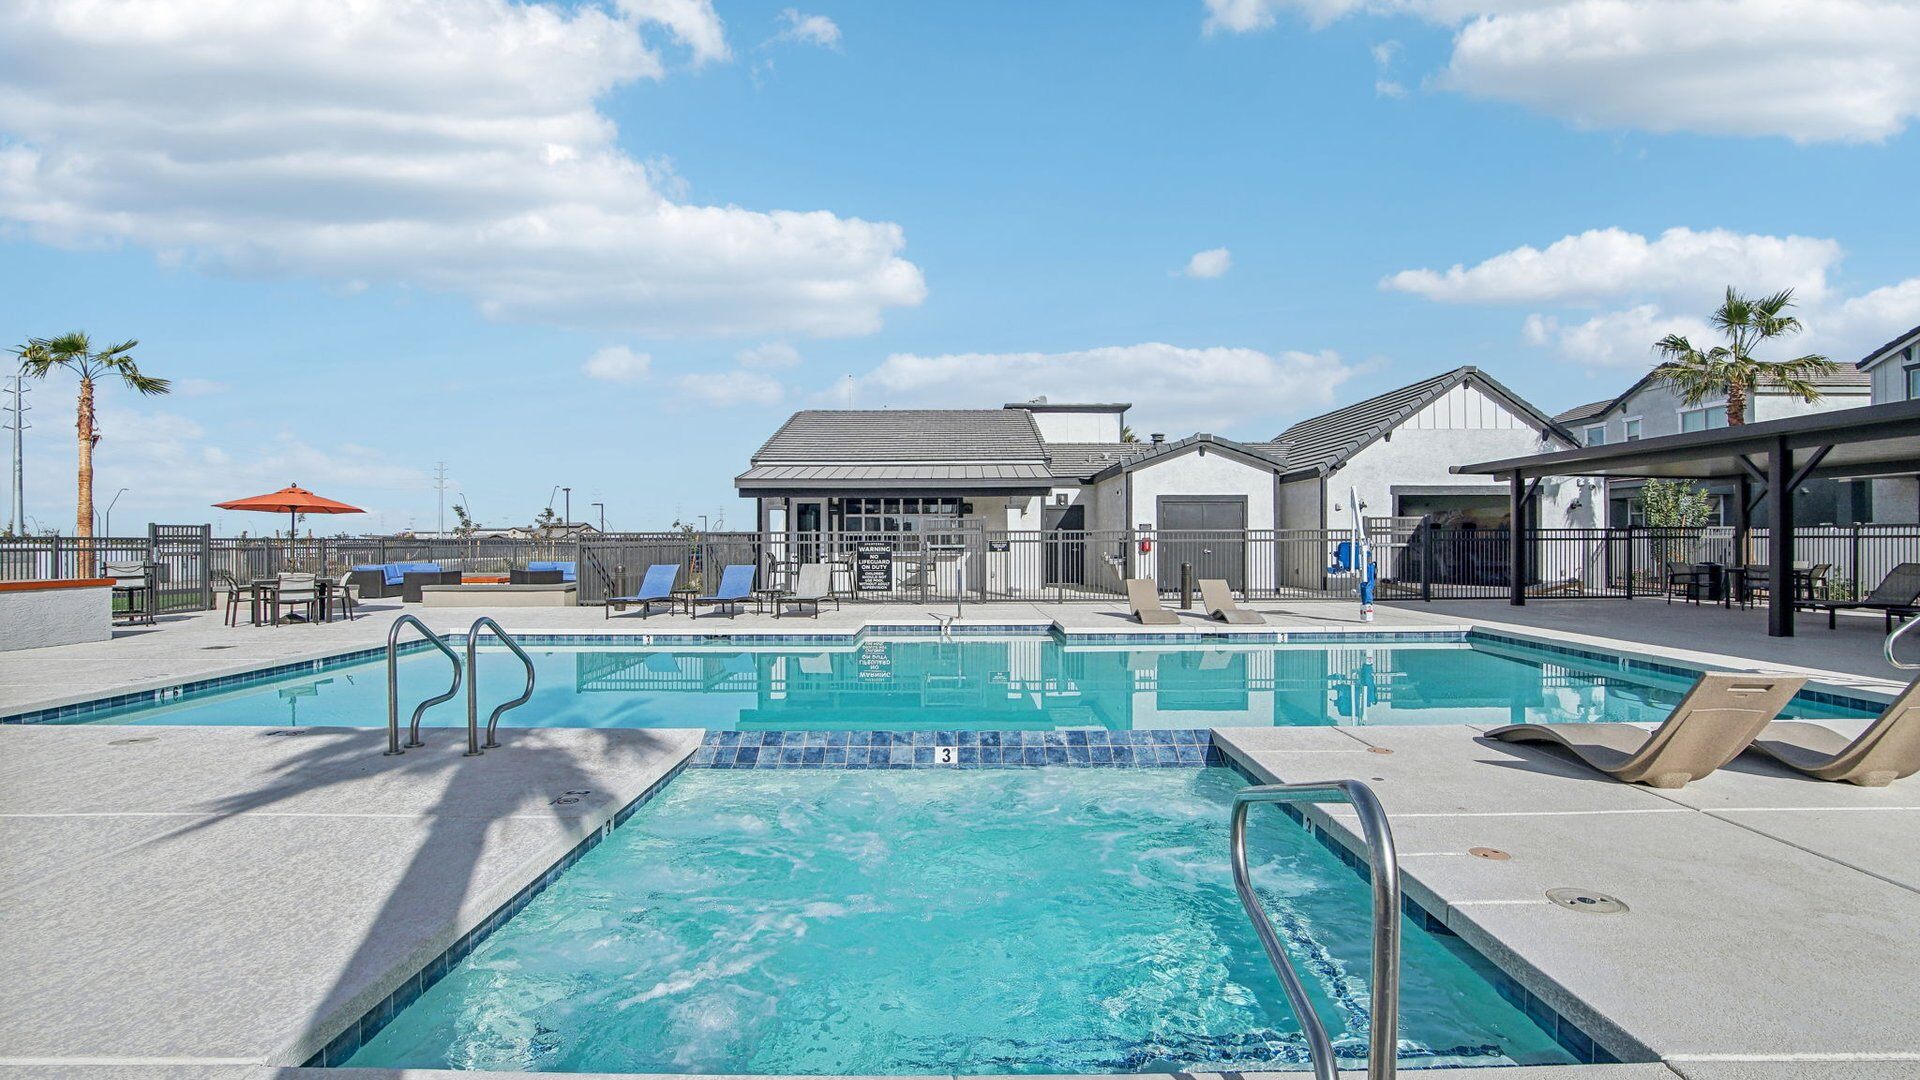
[1150,432,1166,443]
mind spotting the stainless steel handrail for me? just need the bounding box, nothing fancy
[1887,617,1920,671]
[386,614,463,756]
[1231,780,1400,1080]
[466,617,536,754]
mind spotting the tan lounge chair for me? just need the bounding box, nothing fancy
[1125,579,1181,625]
[1744,679,1920,787]
[1200,579,1264,625]
[1486,673,1806,788]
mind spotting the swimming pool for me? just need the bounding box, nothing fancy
[340,767,1583,1073]
[20,631,1871,730]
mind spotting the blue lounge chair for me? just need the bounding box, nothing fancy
[689,564,755,618]
[605,563,680,619]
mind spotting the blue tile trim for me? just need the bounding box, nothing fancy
[301,757,688,1067]
[688,727,1226,768]
[1217,752,1620,1065]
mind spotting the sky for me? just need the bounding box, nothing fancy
[1,0,1916,536]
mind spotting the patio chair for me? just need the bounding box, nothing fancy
[1199,578,1263,625]
[1485,672,1806,788]
[104,561,156,626]
[689,564,755,618]
[1744,677,1920,787]
[213,570,249,627]
[330,570,359,621]
[776,563,840,619]
[1125,579,1181,626]
[272,573,319,626]
[606,563,680,619]
[1664,562,1709,605]
[1800,562,1920,630]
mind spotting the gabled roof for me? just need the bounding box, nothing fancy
[749,409,1048,464]
[1566,365,1872,426]
[1857,323,1920,371]
[1044,442,1154,481]
[1554,399,1614,425]
[1085,434,1286,482]
[1269,366,1572,477]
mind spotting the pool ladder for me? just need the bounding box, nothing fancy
[384,615,536,757]
[1231,779,1401,1080]
[1886,617,1920,671]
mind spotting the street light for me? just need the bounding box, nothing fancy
[102,487,128,538]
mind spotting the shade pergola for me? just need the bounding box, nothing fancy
[1455,397,1920,637]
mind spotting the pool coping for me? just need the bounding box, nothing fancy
[305,734,1618,1072]
[4,620,1896,728]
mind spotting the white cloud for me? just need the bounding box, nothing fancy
[0,0,924,338]
[1523,306,1717,368]
[771,9,842,49]
[676,369,785,406]
[1384,227,1841,307]
[1183,247,1233,279]
[833,343,1355,433]
[736,342,803,369]
[1202,1,1920,143]
[583,345,653,382]
[616,0,730,65]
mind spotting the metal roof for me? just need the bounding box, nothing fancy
[1269,366,1572,477]
[750,409,1049,464]
[736,462,1054,493]
[1003,401,1131,413]
[1456,397,1920,481]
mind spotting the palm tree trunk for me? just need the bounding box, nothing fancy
[75,375,96,576]
[1726,381,1747,426]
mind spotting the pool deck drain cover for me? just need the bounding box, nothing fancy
[1546,887,1628,914]
[107,736,158,746]
[1470,847,1511,860]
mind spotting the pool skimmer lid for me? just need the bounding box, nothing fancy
[1546,887,1628,914]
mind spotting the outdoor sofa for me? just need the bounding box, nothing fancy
[346,562,457,602]
[511,560,577,585]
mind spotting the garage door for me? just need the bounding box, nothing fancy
[1157,496,1245,590]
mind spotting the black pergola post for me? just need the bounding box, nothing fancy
[1767,436,1794,637]
[1508,469,1526,606]
[1732,472,1750,568]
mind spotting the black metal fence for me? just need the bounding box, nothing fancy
[9,522,1920,609]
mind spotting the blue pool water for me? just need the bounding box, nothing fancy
[343,768,1579,1073]
[45,635,1869,730]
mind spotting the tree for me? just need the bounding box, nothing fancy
[1639,479,1718,528]
[451,501,477,538]
[13,333,169,570]
[1651,287,1834,426]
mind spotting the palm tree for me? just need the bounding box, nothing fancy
[1651,287,1835,426]
[12,332,169,571]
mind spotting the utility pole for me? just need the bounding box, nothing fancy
[433,461,449,537]
[591,502,605,532]
[4,372,27,534]
[562,486,571,528]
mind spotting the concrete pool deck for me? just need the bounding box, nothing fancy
[5,599,1918,1080]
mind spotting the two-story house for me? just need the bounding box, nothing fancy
[1855,322,1920,522]
[1554,366,1872,526]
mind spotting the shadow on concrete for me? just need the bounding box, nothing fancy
[145,704,687,1066]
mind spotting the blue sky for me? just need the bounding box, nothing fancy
[1,0,1915,535]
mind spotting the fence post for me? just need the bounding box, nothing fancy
[1419,521,1433,603]
[1850,523,1862,601]
[1624,526,1636,599]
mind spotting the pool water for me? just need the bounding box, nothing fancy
[344,768,1577,1073]
[47,636,1870,730]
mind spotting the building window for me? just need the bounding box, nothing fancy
[1904,358,1920,401]
[1584,424,1606,446]
[829,496,966,537]
[1623,417,1641,441]
[1679,405,1727,433]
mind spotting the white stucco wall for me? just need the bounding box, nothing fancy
[1022,409,1124,442]
[1127,447,1277,532]
[1751,386,1869,422]
[0,584,113,651]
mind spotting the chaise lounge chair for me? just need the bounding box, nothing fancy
[689,564,755,618]
[605,563,680,619]
[1125,579,1181,626]
[1200,579,1264,625]
[1744,678,1920,786]
[1485,672,1806,788]
[1799,562,1920,630]
[777,563,839,619]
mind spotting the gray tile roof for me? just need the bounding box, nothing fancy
[1083,434,1289,482]
[1044,442,1154,480]
[1269,366,1570,476]
[1554,399,1614,425]
[1855,322,1920,370]
[1568,365,1873,426]
[750,409,1048,464]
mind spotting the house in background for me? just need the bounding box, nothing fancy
[736,366,1584,593]
[1855,322,1920,523]
[1554,365,1872,526]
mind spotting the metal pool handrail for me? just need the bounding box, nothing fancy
[1230,779,1401,1080]
[1886,617,1920,671]
[465,617,536,754]
[386,614,463,756]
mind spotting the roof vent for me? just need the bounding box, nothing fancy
[1151,432,1166,443]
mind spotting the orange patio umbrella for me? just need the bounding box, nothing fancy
[214,483,365,563]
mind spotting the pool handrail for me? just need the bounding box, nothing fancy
[466,617,536,753]
[1230,779,1400,1080]
[386,614,463,756]
[1886,616,1920,671]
